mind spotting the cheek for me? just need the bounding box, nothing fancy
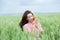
[27,18,32,21]
[28,18,31,21]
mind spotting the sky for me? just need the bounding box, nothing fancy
[0,0,60,15]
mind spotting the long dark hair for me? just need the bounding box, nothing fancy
[19,10,33,31]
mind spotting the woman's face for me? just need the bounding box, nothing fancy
[27,13,34,23]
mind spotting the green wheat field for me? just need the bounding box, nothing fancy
[0,14,60,40]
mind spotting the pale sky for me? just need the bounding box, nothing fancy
[0,0,60,15]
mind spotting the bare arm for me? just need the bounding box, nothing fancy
[36,22,44,33]
[33,19,44,33]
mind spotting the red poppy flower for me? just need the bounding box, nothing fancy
[31,17,35,21]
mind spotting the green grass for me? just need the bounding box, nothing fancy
[0,14,60,40]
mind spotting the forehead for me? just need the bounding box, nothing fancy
[27,13,33,17]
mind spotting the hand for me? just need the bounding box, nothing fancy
[32,18,40,27]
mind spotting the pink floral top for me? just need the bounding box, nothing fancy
[23,22,43,35]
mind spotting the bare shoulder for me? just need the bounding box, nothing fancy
[23,23,27,26]
[23,23,28,28]
[23,23,28,32]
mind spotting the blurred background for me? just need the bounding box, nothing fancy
[0,0,60,40]
[0,0,60,15]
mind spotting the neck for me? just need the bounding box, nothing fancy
[29,21,34,25]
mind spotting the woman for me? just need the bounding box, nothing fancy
[19,10,44,40]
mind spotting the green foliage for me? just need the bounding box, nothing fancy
[0,14,60,40]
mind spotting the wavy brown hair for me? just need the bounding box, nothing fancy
[19,10,33,31]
